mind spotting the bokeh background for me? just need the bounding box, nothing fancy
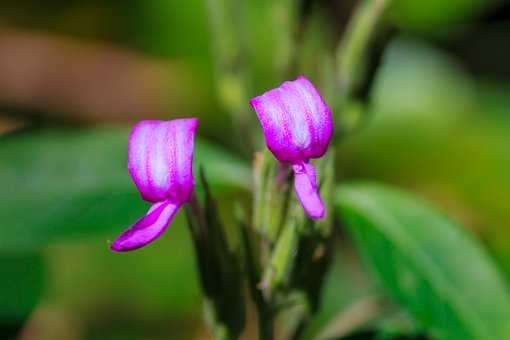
[1,0,510,339]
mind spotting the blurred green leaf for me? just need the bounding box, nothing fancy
[390,0,495,36]
[370,37,476,129]
[46,219,202,331]
[336,182,510,340]
[302,244,377,340]
[0,126,250,252]
[131,0,209,58]
[0,253,44,323]
[338,37,510,278]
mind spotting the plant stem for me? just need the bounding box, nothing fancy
[238,205,274,340]
[204,300,235,340]
[332,0,393,140]
[261,216,300,299]
[258,307,275,340]
[335,0,391,107]
[186,178,245,340]
[289,315,309,340]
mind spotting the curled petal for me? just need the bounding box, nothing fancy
[250,76,333,163]
[110,200,180,252]
[128,118,198,203]
[292,162,325,220]
[250,93,301,163]
[292,76,333,157]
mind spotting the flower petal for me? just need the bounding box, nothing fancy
[292,162,325,219]
[110,200,180,252]
[250,76,333,163]
[128,118,198,203]
[250,94,301,163]
[292,76,333,159]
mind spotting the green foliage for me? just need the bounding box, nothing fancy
[336,182,510,340]
[0,253,44,324]
[185,171,245,339]
[390,0,495,36]
[0,0,509,338]
[0,127,250,252]
[338,38,510,278]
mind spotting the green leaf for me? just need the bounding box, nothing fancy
[0,126,250,251]
[390,0,495,36]
[0,253,45,323]
[335,182,510,340]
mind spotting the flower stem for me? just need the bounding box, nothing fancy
[185,173,245,340]
[238,207,275,340]
[335,0,391,104]
[261,205,302,299]
[204,300,235,340]
[333,0,393,139]
[258,307,275,340]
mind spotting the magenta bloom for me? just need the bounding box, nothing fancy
[250,76,333,219]
[110,118,199,252]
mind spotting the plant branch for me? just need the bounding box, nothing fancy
[335,0,391,105]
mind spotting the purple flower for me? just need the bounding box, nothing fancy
[110,118,199,252]
[250,76,333,219]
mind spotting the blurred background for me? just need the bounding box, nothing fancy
[1,0,510,339]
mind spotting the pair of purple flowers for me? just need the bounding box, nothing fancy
[111,76,333,252]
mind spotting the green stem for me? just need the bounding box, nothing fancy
[186,189,244,340]
[238,206,274,340]
[335,0,391,107]
[204,300,235,340]
[261,208,301,299]
[289,315,309,340]
[258,307,275,340]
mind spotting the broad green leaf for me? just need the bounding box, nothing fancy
[337,38,510,278]
[0,126,250,251]
[335,182,510,340]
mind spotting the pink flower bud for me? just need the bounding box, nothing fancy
[250,76,333,219]
[111,118,198,251]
